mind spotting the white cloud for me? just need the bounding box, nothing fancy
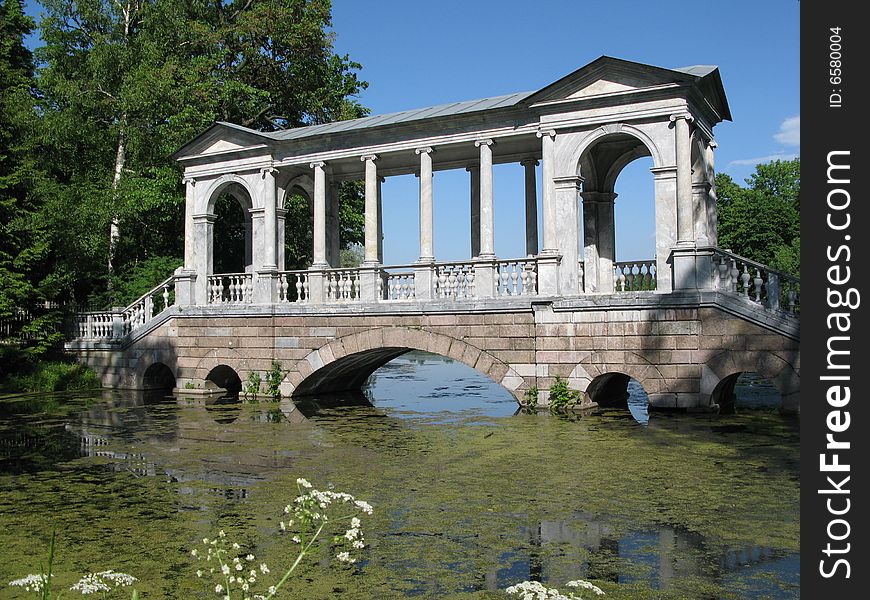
[728,153,799,167]
[773,115,800,146]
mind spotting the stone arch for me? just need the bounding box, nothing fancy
[569,351,667,399]
[571,123,666,177]
[132,345,179,389]
[282,327,530,401]
[140,362,176,391]
[202,173,256,215]
[701,350,800,413]
[193,348,256,389]
[282,173,314,208]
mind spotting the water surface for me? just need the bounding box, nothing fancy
[0,352,799,598]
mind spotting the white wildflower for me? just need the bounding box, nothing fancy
[296,478,312,488]
[9,574,51,593]
[215,584,223,593]
[259,563,269,574]
[335,551,355,563]
[566,579,606,595]
[245,554,254,561]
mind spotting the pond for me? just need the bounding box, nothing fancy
[0,352,799,599]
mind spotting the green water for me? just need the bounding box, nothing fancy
[0,353,799,599]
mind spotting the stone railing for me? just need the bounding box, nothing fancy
[711,249,799,314]
[614,260,657,292]
[496,258,538,297]
[435,262,476,300]
[73,275,175,340]
[278,271,309,303]
[381,269,416,301]
[324,268,361,302]
[207,273,253,304]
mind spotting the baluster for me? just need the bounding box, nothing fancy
[766,273,781,310]
[788,288,797,313]
[729,259,739,293]
[295,275,304,303]
[302,278,310,303]
[163,285,170,310]
[741,265,751,297]
[510,264,519,295]
[753,269,763,303]
[280,274,289,302]
[245,276,253,303]
[617,269,626,292]
[342,272,351,300]
[716,257,728,290]
[325,273,333,301]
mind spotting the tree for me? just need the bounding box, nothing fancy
[34,0,368,306]
[716,158,800,276]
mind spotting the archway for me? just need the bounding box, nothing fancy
[577,132,658,293]
[207,181,253,275]
[142,362,176,391]
[205,365,243,395]
[586,371,650,424]
[711,372,783,414]
[283,184,314,270]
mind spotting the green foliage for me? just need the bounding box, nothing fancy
[716,159,800,276]
[523,386,538,409]
[0,347,100,392]
[265,360,284,399]
[0,0,369,317]
[340,243,364,268]
[548,376,583,412]
[245,370,262,399]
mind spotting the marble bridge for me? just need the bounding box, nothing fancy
[66,57,800,412]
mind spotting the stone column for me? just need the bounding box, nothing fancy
[310,161,328,267]
[581,192,616,293]
[651,166,677,293]
[671,114,694,246]
[192,213,216,304]
[327,180,341,267]
[276,207,287,271]
[361,154,380,265]
[377,176,385,262]
[537,130,557,254]
[521,159,539,256]
[416,147,435,262]
[467,165,481,257]
[553,176,583,294]
[260,167,278,270]
[307,161,328,303]
[704,141,719,247]
[183,177,196,270]
[476,139,495,258]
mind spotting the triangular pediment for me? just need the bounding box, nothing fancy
[525,56,697,106]
[172,122,274,160]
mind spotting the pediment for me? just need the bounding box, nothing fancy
[525,56,697,106]
[172,122,273,160]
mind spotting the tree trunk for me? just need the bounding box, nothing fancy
[108,122,126,278]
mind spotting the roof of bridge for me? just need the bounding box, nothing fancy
[174,57,730,160]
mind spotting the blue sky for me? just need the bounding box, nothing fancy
[23,0,800,264]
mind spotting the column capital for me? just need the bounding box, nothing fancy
[536,129,556,139]
[669,112,694,124]
[360,154,379,162]
[465,164,480,172]
[379,176,386,183]
[310,160,327,169]
[580,191,617,203]
[520,158,540,168]
[415,146,434,155]
[182,176,196,186]
[260,166,278,177]
[192,213,217,224]
[708,139,718,149]
[553,175,583,190]
[474,138,494,148]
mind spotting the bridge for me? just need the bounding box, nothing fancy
[66,57,800,413]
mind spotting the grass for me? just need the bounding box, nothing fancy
[0,346,100,393]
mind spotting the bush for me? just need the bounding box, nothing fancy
[0,347,100,392]
[548,377,583,411]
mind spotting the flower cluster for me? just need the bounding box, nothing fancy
[8,574,51,594]
[505,579,605,600]
[191,478,373,600]
[70,570,138,595]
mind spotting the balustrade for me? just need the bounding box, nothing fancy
[614,260,657,292]
[382,271,416,301]
[324,269,361,302]
[207,273,253,305]
[496,259,538,297]
[278,271,309,303]
[711,249,799,314]
[435,263,475,300]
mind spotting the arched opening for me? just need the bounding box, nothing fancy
[711,372,783,414]
[205,365,242,396]
[142,362,176,391]
[586,371,650,424]
[578,132,658,293]
[211,183,253,275]
[283,185,313,270]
